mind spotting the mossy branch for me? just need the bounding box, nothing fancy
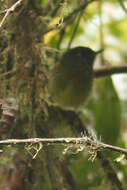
[0,137,127,157]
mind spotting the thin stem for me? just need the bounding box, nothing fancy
[0,0,23,28]
[67,10,84,49]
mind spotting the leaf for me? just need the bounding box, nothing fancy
[93,78,121,145]
[68,153,102,189]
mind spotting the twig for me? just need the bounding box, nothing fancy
[67,10,84,49]
[0,0,24,28]
[0,137,92,144]
[94,64,127,78]
[0,137,127,157]
[98,0,105,64]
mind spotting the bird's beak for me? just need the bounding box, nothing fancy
[96,49,104,54]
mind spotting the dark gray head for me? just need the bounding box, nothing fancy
[62,46,102,67]
[67,46,103,57]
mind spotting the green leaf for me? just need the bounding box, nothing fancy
[93,78,121,145]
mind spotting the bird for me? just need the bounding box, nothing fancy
[48,46,102,110]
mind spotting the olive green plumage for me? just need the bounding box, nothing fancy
[48,46,100,110]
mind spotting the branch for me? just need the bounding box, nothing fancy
[0,137,127,157]
[94,64,127,78]
[118,0,127,14]
[0,0,24,28]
